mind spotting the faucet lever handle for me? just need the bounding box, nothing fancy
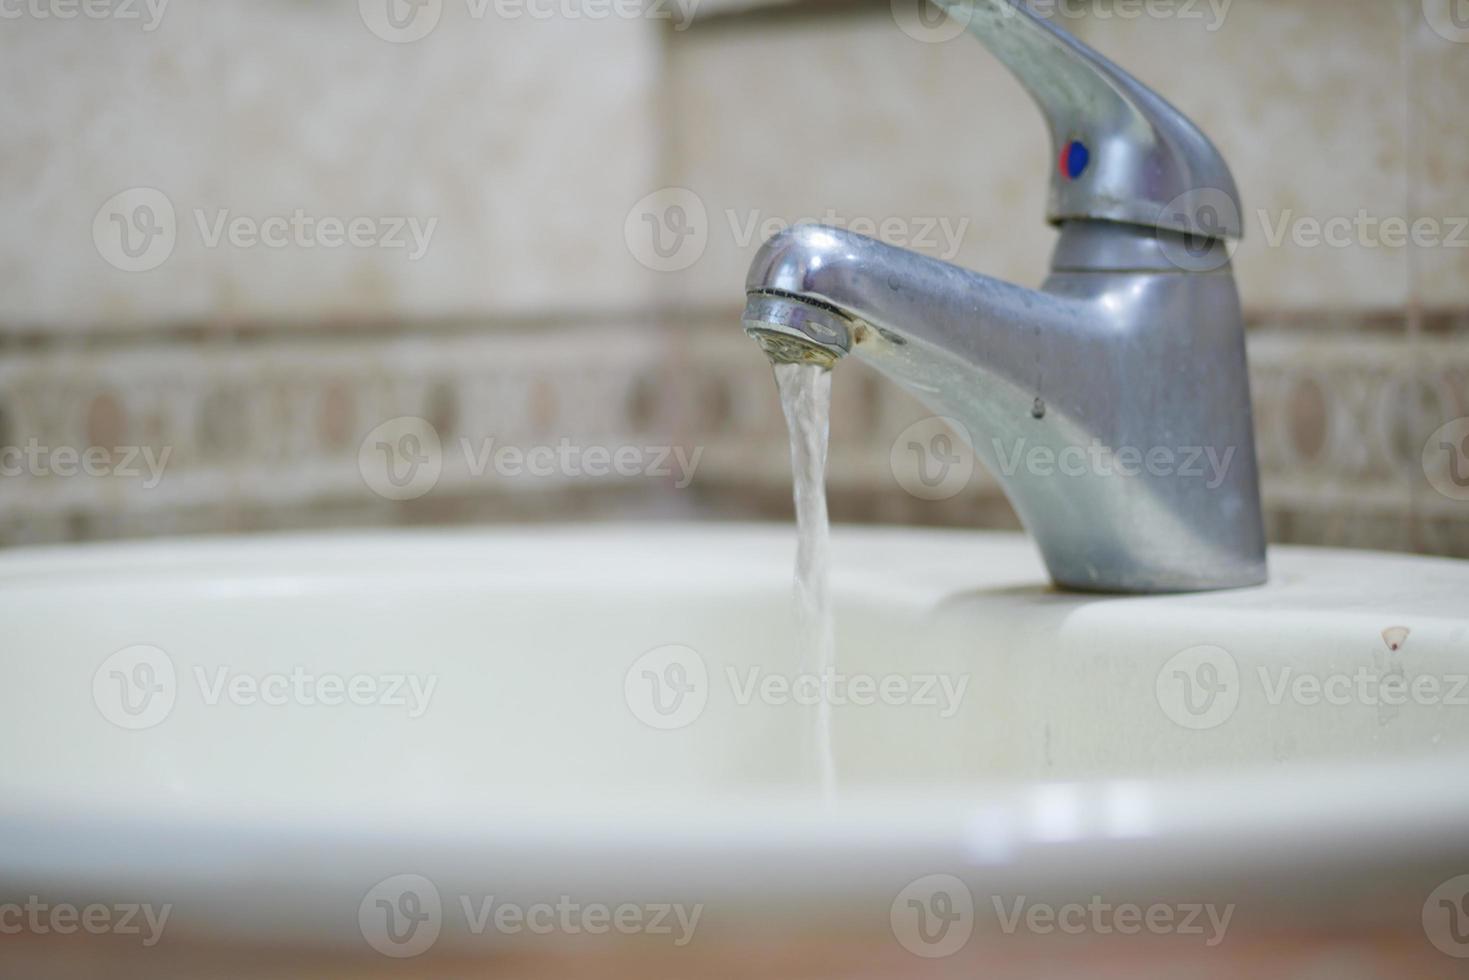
[940,0,1242,240]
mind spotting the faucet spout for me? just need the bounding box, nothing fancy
[744,224,1086,380]
[744,223,1267,594]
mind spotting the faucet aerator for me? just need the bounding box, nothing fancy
[742,292,852,369]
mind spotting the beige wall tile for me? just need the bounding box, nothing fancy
[662,8,1058,309]
[0,1,661,330]
[1078,0,1412,311]
[1411,0,1469,309]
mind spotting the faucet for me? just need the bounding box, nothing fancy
[742,0,1266,594]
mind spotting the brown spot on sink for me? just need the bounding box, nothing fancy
[1381,626,1410,652]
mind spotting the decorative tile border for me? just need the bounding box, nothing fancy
[1,311,1467,555]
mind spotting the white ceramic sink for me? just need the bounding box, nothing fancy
[3,524,1469,972]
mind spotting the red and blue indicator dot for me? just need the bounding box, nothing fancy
[1059,139,1090,181]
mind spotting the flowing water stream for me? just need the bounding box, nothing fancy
[773,362,837,798]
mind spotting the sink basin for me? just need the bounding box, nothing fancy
[4,524,1469,975]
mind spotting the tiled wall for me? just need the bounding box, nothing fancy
[0,0,663,327]
[2,0,1467,556]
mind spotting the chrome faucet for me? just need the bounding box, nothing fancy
[743,0,1266,594]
